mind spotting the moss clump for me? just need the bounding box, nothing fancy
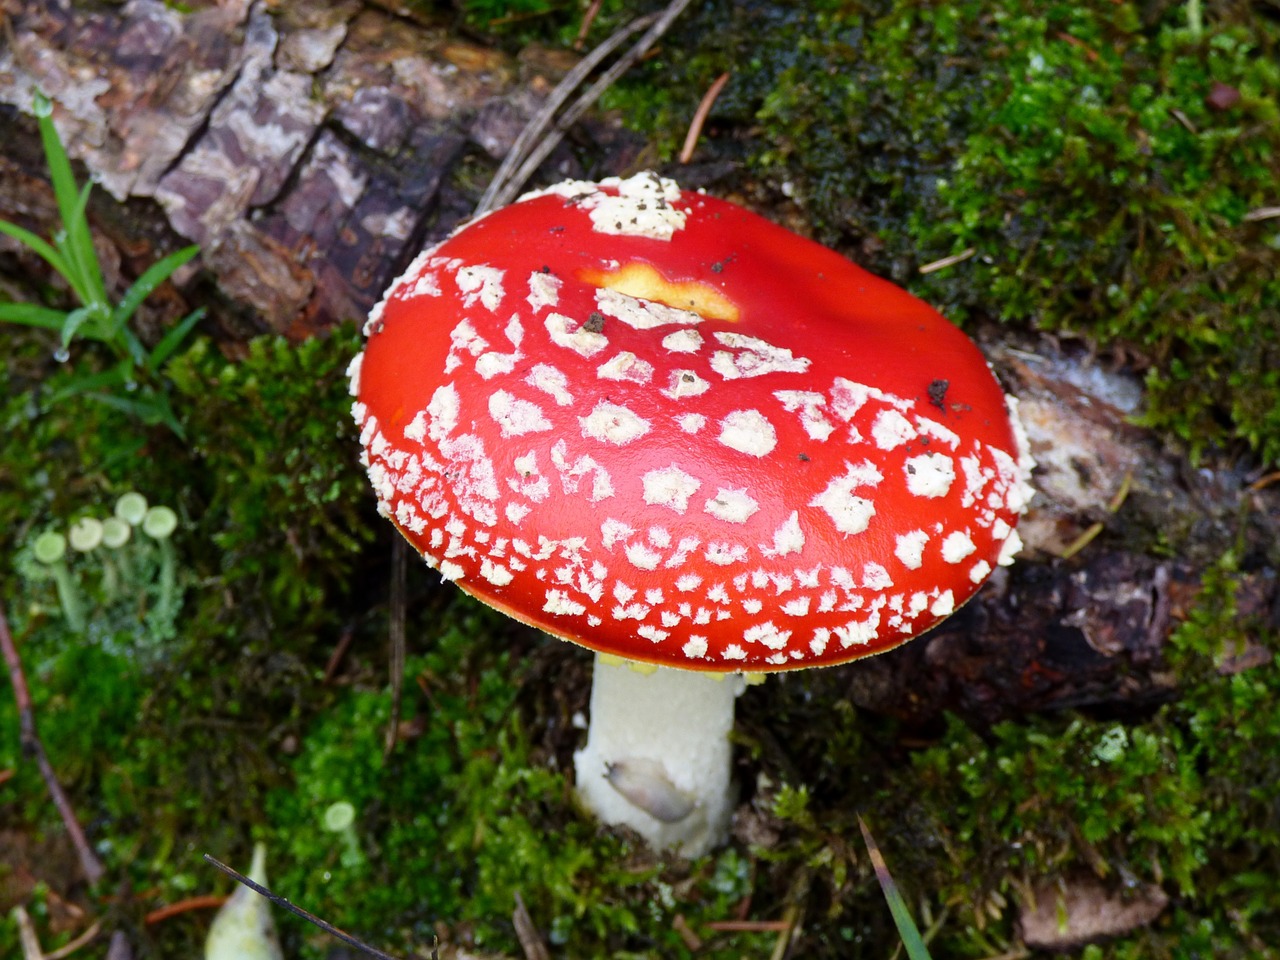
[611,0,1280,465]
[1,325,381,950]
[884,552,1280,955]
[164,330,374,650]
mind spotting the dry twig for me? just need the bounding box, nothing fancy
[322,624,357,685]
[679,71,731,164]
[477,0,696,215]
[477,11,657,215]
[0,603,105,885]
[705,919,794,932]
[1247,469,1280,492]
[512,892,551,960]
[573,0,604,49]
[385,538,407,757]
[14,905,43,960]
[204,854,429,960]
[144,894,228,925]
[919,248,976,274]
[42,920,103,960]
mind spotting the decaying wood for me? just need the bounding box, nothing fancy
[0,0,615,337]
[835,328,1280,727]
[1019,873,1169,949]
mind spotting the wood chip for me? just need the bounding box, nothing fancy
[1020,874,1168,948]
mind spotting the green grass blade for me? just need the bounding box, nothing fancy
[118,325,148,366]
[145,306,206,372]
[62,179,109,310]
[88,390,186,438]
[33,93,108,310]
[35,92,82,237]
[112,244,200,332]
[58,305,101,351]
[0,219,73,282]
[0,301,69,331]
[859,816,933,960]
[85,390,162,418]
[48,360,132,403]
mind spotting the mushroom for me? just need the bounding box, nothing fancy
[352,173,1034,856]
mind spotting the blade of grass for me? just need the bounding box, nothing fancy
[61,179,108,312]
[35,93,82,245]
[88,389,184,438]
[145,306,205,372]
[48,360,132,403]
[0,220,74,283]
[116,325,148,366]
[0,302,70,331]
[112,245,200,334]
[858,815,933,960]
[34,93,108,310]
[58,305,101,352]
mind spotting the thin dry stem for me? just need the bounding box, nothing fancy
[385,538,407,757]
[476,10,659,215]
[478,0,696,215]
[143,895,228,926]
[0,603,105,885]
[919,248,976,274]
[203,854,430,960]
[42,920,103,960]
[574,0,604,49]
[679,71,730,164]
[512,892,551,960]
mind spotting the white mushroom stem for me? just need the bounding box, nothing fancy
[573,653,746,857]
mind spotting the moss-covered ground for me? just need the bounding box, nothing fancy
[604,0,1280,468]
[2,0,1280,957]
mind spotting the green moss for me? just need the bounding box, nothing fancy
[876,551,1280,955]
[1,325,380,944]
[255,604,786,958]
[612,0,1280,465]
[165,329,374,648]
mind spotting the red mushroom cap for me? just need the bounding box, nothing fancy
[352,173,1032,671]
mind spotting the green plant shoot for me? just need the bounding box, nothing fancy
[859,816,933,960]
[0,91,203,436]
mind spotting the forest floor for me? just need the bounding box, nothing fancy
[1,1,1279,958]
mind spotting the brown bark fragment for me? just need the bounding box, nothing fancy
[1020,874,1169,949]
[0,0,550,334]
[272,0,360,74]
[202,220,314,326]
[841,330,1280,726]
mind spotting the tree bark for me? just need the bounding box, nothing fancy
[0,0,604,338]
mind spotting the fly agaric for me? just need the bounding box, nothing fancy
[351,172,1033,856]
